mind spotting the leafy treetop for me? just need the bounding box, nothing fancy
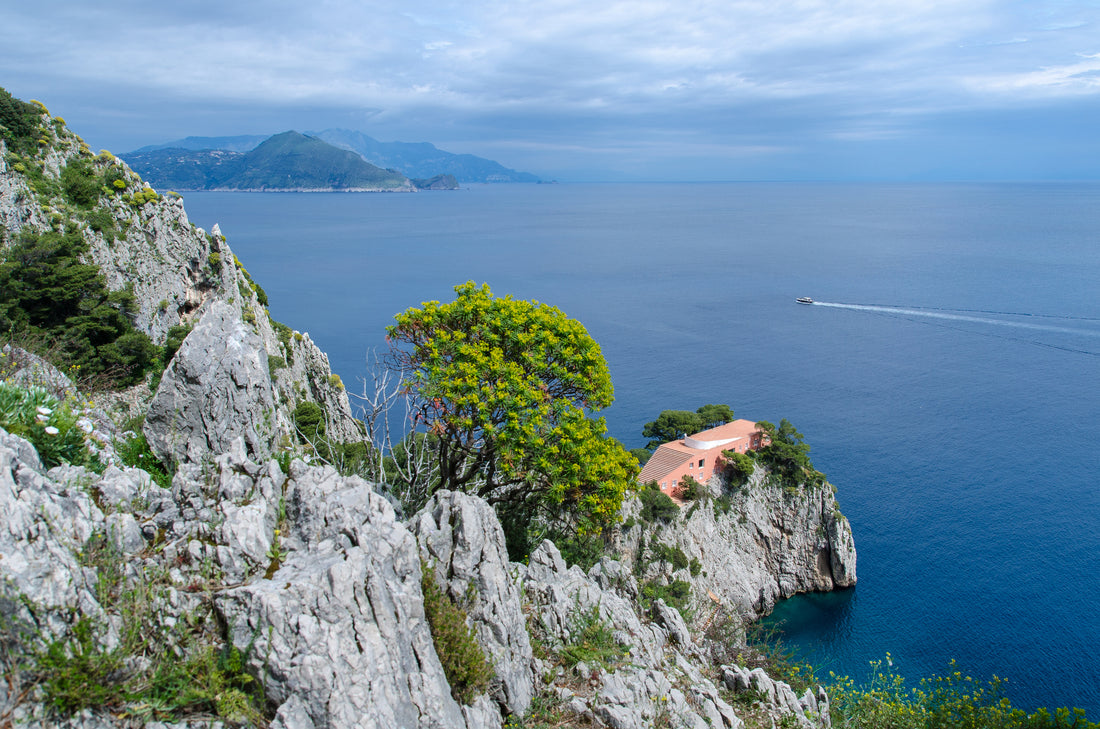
[0,227,158,387]
[387,282,638,541]
[641,403,733,450]
[752,418,824,488]
[0,86,44,155]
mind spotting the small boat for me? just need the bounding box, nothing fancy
[796,297,814,305]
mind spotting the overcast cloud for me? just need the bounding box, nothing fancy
[3,0,1099,180]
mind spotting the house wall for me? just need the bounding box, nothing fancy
[653,434,766,495]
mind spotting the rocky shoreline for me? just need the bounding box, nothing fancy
[0,103,856,728]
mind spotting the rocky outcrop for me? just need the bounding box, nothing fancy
[0,105,854,729]
[620,467,857,621]
[411,491,535,717]
[0,112,364,465]
[522,539,747,728]
[143,301,277,465]
[216,461,474,729]
[1,417,842,729]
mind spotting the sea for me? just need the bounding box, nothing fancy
[180,182,1100,716]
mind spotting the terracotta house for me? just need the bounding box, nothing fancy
[638,419,767,496]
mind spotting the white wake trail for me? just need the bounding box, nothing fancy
[812,302,1100,338]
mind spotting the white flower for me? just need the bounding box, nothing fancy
[44,426,59,435]
[77,418,94,433]
[36,414,48,422]
[36,406,52,416]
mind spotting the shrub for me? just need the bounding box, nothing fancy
[0,228,158,388]
[560,605,628,671]
[639,481,678,523]
[60,159,102,208]
[551,530,608,571]
[827,657,1100,729]
[0,86,43,154]
[723,449,755,486]
[421,562,493,704]
[115,430,171,490]
[84,208,118,242]
[0,382,98,469]
[650,541,690,571]
[292,401,326,443]
[640,578,691,615]
[677,474,708,501]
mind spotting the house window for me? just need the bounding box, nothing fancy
[698,459,704,468]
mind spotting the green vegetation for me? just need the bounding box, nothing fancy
[723,449,756,486]
[28,534,268,724]
[548,529,609,571]
[420,561,493,705]
[677,474,708,501]
[0,382,100,470]
[638,480,679,523]
[559,605,628,671]
[641,403,733,450]
[0,227,158,388]
[115,430,172,490]
[0,86,44,155]
[829,658,1100,729]
[640,578,691,616]
[292,401,326,443]
[387,282,638,559]
[753,419,825,489]
[649,541,690,571]
[59,158,103,208]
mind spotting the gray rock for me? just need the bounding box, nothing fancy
[654,597,692,647]
[411,490,534,716]
[216,464,469,729]
[721,664,829,729]
[617,468,857,622]
[105,512,145,554]
[144,301,277,465]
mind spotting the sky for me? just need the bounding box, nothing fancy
[3,1,1100,181]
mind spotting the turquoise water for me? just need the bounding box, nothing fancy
[180,183,1100,715]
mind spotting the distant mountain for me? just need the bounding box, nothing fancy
[311,128,540,183]
[122,132,420,191]
[129,135,271,154]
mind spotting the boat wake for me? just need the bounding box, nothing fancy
[807,301,1100,356]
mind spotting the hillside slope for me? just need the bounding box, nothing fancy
[122,131,415,192]
[1,88,851,729]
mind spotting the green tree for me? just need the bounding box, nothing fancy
[695,403,733,429]
[0,228,157,387]
[386,282,638,546]
[642,410,702,449]
[641,403,733,449]
[753,418,823,487]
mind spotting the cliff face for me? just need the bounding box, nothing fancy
[0,114,362,462]
[0,427,838,729]
[620,469,857,621]
[0,100,855,728]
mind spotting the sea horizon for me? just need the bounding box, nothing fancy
[180,181,1100,716]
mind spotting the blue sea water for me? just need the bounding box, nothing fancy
[180,183,1100,716]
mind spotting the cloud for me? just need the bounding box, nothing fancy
[3,0,1099,178]
[965,52,1100,95]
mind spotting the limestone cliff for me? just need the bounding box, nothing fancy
[619,467,857,623]
[0,109,362,462]
[0,426,837,729]
[0,96,855,728]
